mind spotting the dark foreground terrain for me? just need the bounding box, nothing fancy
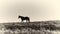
[0,20,60,34]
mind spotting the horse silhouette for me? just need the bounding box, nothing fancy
[18,16,30,22]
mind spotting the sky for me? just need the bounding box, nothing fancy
[0,0,60,23]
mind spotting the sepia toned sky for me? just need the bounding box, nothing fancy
[0,0,60,23]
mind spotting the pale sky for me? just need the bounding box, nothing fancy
[0,0,60,23]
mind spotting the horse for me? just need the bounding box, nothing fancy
[18,16,30,23]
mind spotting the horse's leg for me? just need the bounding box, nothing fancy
[29,20,30,23]
[26,20,28,23]
[28,19,30,23]
[26,19,30,23]
[21,20,23,23]
[26,20,29,23]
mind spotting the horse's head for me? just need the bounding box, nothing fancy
[18,16,22,18]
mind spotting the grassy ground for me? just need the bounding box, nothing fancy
[0,20,60,34]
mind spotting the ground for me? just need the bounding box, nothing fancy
[0,20,60,34]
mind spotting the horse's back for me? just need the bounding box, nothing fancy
[25,17,29,20]
[25,16,28,18]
